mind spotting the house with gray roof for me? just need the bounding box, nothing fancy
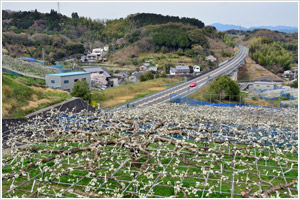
[83,67,111,78]
[175,65,190,74]
[113,72,129,79]
[86,54,97,62]
[205,55,217,62]
[129,72,143,83]
[113,72,129,85]
[143,62,150,67]
[147,66,158,72]
[46,72,91,92]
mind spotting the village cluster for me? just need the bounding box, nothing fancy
[45,46,203,92]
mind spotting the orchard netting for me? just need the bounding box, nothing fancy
[2,104,298,198]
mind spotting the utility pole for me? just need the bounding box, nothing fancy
[42,47,45,66]
[127,67,129,96]
[57,2,60,14]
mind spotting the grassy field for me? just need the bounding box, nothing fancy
[91,77,183,107]
[188,83,211,102]
[188,84,244,104]
[2,73,71,118]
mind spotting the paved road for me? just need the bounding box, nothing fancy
[113,46,248,111]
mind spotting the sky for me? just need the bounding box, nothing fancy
[2,1,298,28]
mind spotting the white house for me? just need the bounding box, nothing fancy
[86,54,97,62]
[193,65,201,73]
[170,68,176,75]
[103,46,109,52]
[283,70,294,77]
[92,48,103,55]
[80,55,87,62]
[81,47,109,63]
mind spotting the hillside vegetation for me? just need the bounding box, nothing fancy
[232,29,298,75]
[109,23,235,72]
[2,10,235,71]
[238,57,283,82]
[2,10,297,75]
[2,73,71,118]
[91,77,182,107]
[249,37,297,73]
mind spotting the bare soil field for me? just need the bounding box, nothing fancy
[238,57,283,82]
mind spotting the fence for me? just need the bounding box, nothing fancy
[20,57,71,73]
[2,67,23,76]
[258,88,296,101]
[20,57,44,65]
[169,93,291,109]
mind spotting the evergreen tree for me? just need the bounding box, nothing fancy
[208,75,240,101]
[70,79,91,103]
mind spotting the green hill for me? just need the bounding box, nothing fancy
[2,10,297,75]
[2,10,232,69]
[2,73,71,118]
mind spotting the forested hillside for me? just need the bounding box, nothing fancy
[248,36,297,73]
[128,13,205,28]
[2,10,234,70]
[250,37,295,67]
[2,10,297,75]
[3,9,104,62]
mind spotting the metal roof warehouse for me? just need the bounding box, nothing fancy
[46,72,91,92]
[47,72,90,77]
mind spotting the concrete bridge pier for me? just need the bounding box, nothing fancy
[229,69,239,81]
[229,59,246,81]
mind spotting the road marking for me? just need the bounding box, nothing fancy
[137,47,247,107]
[114,47,247,110]
[158,82,206,104]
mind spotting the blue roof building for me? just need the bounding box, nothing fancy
[46,72,91,92]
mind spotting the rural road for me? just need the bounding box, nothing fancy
[113,45,248,110]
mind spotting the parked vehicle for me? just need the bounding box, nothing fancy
[189,82,197,87]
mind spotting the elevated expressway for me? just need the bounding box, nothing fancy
[113,46,248,110]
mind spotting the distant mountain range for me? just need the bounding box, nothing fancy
[210,23,298,33]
